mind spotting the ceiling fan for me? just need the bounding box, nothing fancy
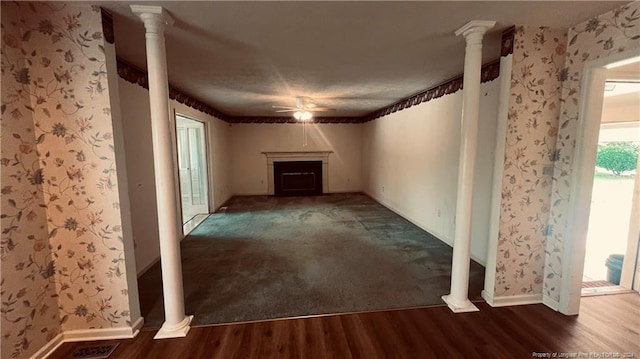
[272,96,335,121]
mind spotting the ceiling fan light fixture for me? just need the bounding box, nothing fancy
[301,111,313,121]
[293,110,313,121]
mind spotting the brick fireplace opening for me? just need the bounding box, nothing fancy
[274,161,322,196]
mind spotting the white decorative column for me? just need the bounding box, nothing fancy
[131,5,193,338]
[442,20,495,313]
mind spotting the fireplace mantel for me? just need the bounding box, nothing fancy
[262,151,333,195]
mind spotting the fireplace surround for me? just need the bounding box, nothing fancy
[262,151,332,195]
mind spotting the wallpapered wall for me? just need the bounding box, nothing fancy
[494,26,567,297]
[1,4,62,358]
[544,2,640,304]
[1,3,135,358]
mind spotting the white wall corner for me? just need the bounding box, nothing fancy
[542,295,561,311]
[483,54,513,301]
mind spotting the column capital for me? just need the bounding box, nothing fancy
[455,20,496,40]
[131,5,174,29]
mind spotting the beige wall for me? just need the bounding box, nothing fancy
[118,79,232,276]
[361,79,500,265]
[229,123,363,195]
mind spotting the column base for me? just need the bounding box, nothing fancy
[154,315,194,339]
[441,295,480,313]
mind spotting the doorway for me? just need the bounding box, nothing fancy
[581,80,640,295]
[176,115,210,230]
[564,54,640,312]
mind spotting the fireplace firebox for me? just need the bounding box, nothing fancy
[274,161,322,196]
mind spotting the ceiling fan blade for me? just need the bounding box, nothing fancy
[275,109,298,113]
[272,105,298,110]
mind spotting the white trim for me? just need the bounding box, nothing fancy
[441,294,480,313]
[560,63,606,315]
[35,318,144,358]
[559,50,640,315]
[63,317,144,342]
[484,54,513,300]
[129,316,145,338]
[362,190,488,266]
[173,115,213,222]
[542,295,560,311]
[262,151,333,195]
[600,121,640,130]
[364,191,450,245]
[154,315,193,339]
[130,5,174,25]
[31,333,64,359]
[481,290,542,307]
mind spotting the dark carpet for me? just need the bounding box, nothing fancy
[137,193,485,328]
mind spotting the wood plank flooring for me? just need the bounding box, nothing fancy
[50,293,639,358]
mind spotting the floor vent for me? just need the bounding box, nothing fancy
[71,344,119,359]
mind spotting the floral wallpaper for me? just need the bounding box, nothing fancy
[1,4,62,358]
[494,26,567,297]
[1,3,133,357]
[544,3,640,303]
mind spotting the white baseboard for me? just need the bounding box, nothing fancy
[31,333,64,359]
[363,190,451,243]
[482,290,542,307]
[35,317,144,359]
[542,295,560,311]
[363,191,487,266]
[63,317,144,342]
[130,316,145,337]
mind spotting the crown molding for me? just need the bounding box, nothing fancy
[360,58,500,123]
[116,59,360,124]
[228,116,362,124]
[116,57,501,125]
[100,8,115,44]
[501,26,516,57]
[117,58,148,88]
[116,58,232,122]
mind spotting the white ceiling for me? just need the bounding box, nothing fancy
[101,1,628,117]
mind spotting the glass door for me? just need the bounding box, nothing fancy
[176,115,209,224]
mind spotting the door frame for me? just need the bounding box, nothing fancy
[174,112,212,227]
[560,50,640,315]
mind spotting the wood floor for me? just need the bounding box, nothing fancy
[50,293,639,358]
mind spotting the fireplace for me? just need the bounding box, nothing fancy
[274,161,322,196]
[262,151,332,195]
